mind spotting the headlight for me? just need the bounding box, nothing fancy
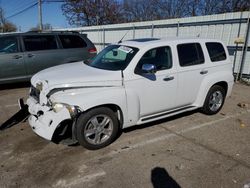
[52,103,65,113]
[52,102,78,117]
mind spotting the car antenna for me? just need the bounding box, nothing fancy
[118,30,130,44]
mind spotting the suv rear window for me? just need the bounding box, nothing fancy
[206,42,226,62]
[23,35,58,51]
[59,35,87,49]
[177,43,204,67]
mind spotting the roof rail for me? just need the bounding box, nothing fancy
[26,30,80,34]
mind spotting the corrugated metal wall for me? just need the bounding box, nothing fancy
[56,11,250,77]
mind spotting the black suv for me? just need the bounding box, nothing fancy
[0,31,96,84]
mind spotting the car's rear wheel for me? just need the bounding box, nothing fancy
[201,85,226,115]
[76,107,119,150]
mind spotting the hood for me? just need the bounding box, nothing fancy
[31,61,122,89]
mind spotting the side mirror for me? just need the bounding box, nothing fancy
[142,64,157,74]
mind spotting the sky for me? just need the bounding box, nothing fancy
[0,0,69,31]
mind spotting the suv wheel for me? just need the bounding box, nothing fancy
[201,85,226,115]
[76,107,119,150]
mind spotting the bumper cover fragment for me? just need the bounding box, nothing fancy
[0,99,29,130]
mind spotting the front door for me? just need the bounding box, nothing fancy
[0,36,26,82]
[125,46,177,117]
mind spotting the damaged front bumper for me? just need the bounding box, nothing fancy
[27,97,71,140]
[0,96,76,142]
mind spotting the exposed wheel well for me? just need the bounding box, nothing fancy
[212,81,228,96]
[52,104,124,144]
[51,119,73,144]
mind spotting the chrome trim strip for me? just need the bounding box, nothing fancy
[141,106,194,122]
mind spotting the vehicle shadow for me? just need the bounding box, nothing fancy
[0,82,30,90]
[123,109,199,133]
[151,167,181,188]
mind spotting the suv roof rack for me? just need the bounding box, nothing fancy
[26,30,80,34]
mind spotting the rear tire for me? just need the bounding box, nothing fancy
[201,85,226,115]
[76,107,119,150]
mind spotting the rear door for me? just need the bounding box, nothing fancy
[22,34,62,76]
[0,35,26,82]
[57,34,91,62]
[175,42,207,107]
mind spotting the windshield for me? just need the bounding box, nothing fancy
[85,45,139,71]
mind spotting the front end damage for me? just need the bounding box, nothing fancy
[27,97,72,141]
[0,84,80,145]
[27,83,81,144]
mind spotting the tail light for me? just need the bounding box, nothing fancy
[88,47,97,54]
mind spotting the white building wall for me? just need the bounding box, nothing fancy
[55,11,250,75]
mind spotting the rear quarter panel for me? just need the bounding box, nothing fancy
[194,41,234,107]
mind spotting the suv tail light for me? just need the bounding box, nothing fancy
[88,47,97,54]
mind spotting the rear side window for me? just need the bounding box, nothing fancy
[59,35,87,49]
[206,42,226,62]
[23,35,58,51]
[177,43,204,67]
[0,36,18,54]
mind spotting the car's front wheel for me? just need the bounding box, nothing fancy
[76,107,119,150]
[201,85,226,115]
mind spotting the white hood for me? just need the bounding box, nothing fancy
[31,61,122,89]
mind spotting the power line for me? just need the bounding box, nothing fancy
[5,0,37,16]
[4,0,64,20]
[45,0,65,2]
[6,2,38,19]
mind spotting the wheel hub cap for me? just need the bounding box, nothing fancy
[84,115,113,145]
[208,91,223,112]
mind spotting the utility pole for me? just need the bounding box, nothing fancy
[38,0,43,31]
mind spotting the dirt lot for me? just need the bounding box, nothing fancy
[0,83,250,188]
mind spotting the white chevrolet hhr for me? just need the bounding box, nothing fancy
[25,38,233,150]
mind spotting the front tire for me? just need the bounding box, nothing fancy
[76,107,119,150]
[201,85,226,115]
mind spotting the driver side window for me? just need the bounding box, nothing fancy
[0,37,18,54]
[135,46,172,73]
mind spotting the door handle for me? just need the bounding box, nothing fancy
[163,75,174,81]
[13,55,22,59]
[200,70,208,75]
[27,54,34,58]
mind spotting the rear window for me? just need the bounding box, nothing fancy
[23,35,58,51]
[206,42,226,62]
[177,43,204,67]
[59,35,87,49]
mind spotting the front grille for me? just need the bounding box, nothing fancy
[30,86,40,102]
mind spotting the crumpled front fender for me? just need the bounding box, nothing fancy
[27,97,71,140]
